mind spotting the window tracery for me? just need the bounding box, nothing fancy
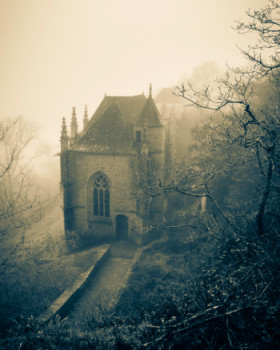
[92,173,110,217]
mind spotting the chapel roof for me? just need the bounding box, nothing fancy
[86,94,147,129]
[71,94,145,153]
[70,90,163,153]
[135,94,163,127]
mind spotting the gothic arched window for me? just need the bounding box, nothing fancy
[92,173,110,217]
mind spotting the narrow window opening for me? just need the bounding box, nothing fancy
[93,188,99,216]
[92,173,110,217]
[136,130,142,143]
[99,188,104,216]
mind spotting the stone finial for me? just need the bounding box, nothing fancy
[83,105,88,129]
[71,106,78,139]
[72,106,76,118]
[149,83,152,98]
[61,117,67,136]
[60,117,68,151]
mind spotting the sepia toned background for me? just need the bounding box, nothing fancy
[0,0,268,146]
[1,1,279,348]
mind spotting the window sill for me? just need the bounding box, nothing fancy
[89,217,113,225]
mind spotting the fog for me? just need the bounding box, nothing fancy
[0,1,279,348]
[0,0,268,148]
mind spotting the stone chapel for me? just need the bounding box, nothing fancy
[60,85,175,244]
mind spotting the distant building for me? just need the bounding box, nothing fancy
[154,87,185,121]
[60,86,175,243]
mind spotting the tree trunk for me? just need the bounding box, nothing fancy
[256,144,275,235]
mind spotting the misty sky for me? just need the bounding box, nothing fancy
[0,0,269,147]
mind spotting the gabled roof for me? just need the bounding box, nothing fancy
[86,94,147,130]
[72,94,147,153]
[71,92,163,153]
[135,95,163,127]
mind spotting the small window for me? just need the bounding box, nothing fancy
[136,130,142,143]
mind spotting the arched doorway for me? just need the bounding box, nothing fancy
[116,215,128,240]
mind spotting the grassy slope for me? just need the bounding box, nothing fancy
[0,195,105,329]
[114,234,280,349]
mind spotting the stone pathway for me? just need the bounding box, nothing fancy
[38,244,110,323]
[67,241,140,326]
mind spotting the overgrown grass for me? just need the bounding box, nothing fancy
[1,226,279,349]
[112,231,280,349]
[0,196,104,333]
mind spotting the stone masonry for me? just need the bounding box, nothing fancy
[60,86,175,244]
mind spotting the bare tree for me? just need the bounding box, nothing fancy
[174,0,280,235]
[235,0,280,76]
[0,117,39,270]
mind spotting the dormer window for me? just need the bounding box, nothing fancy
[136,130,142,143]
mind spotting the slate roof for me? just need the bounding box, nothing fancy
[72,94,156,153]
[87,94,147,127]
[135,95,163,127]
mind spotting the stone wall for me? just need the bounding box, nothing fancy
[147,126,164,153]
[62,150,143,241]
